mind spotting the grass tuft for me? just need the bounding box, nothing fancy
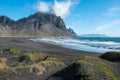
[0,49,3,53]
[10,48,21,55]
[99,65,119,80]
[74,55,92,63]
[28,50,45,63]
[46,54,66,61]
[10,62,26,67]
[0,58,8,69]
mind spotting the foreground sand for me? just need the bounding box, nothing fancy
[0,37,99,57]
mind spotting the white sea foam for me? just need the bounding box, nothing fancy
[30,38,120,53]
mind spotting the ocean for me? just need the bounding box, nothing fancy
[30,37,120,53]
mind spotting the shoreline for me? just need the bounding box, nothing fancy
[0,37,100,57]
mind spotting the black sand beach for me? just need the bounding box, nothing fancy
[0,37,100,57]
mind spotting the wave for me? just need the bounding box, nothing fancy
[30,38,120,53]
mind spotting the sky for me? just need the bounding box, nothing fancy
[0,0,120,37]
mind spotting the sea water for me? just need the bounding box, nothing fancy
[30,37,120,53]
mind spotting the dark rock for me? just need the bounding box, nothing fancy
[67,28,76,35]
[100,52,120,62]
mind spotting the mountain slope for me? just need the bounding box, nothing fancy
[0,12,76,37]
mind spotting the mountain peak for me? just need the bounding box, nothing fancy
[0,15,15,26]
[0,13,76,37]
[31,12,66,31]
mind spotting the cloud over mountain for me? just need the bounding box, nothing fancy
[34,1,50,13]
[33,0,80,18]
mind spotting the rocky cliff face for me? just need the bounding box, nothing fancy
[0,12,76,37]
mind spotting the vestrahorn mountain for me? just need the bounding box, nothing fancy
[0,12,76,37]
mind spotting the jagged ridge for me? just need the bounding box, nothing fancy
[0,12,76,37]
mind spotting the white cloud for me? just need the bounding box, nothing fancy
[33,0,80,18]
[34,1,50,13]
[53,0,80,18]
[53,0,71,18]
[94,7,120,20]
[53,0,72,18]
[94,20,120,32]
[105,7,120,16]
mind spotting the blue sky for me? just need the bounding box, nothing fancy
[0,0,120,37]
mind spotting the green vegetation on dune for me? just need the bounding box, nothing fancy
[74,55,91,62]
[10,55,21,59]
[0,49,3,53]
[0,48,22,54]
[46,54,67,61]
[9,50,67,68]
[0,49,66,79]
[28,50,46,63]
[10,48,21,55]
[0,47,120,80]
[10,62,26,67]
[8,53,120,80]
[37,60,65,69]
[72,55,120,80]
[10,50,46,66]
[99,65,119,80]
[0,58,8,69]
